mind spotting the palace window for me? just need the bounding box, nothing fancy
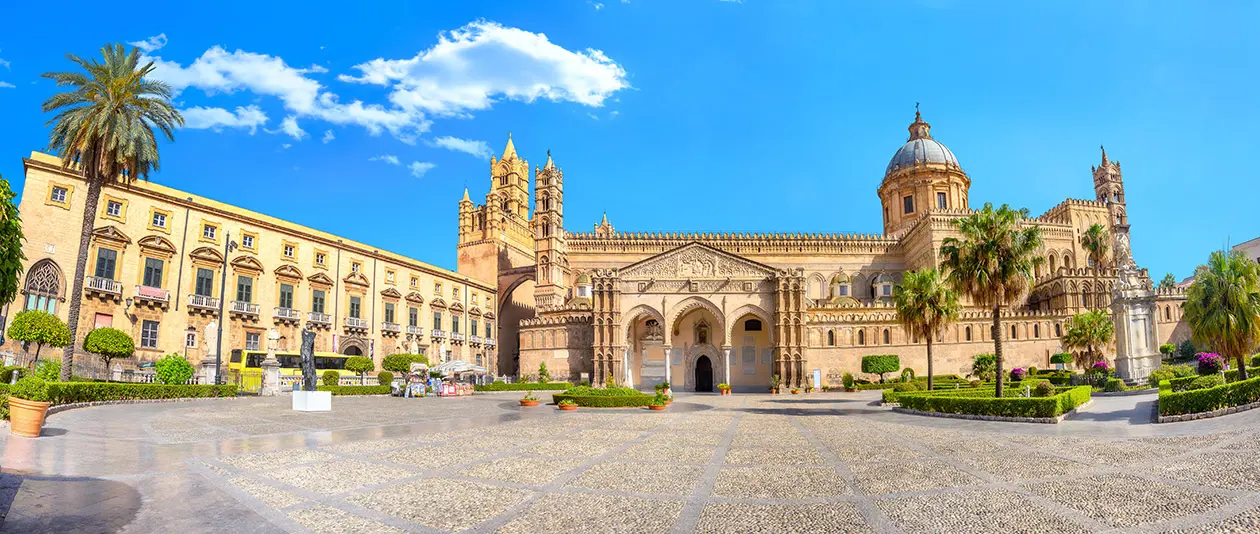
[1055,323,1062,337]
[143,258,164,288]
[1164,306,1171,321]
[745,319,762,331]
[485,322,493,338]
[311,289,325,313]
[386,270,395,284]
[858,330,865,345]
[384,302,395,323]
[434,282,442,295]
[151,211,167,229]
[202,224,217,240]
[241,234,255,250]
[903,195,914,214]
[351,262,361,273]
[349,296,361,319]
[883,206,889,223]
[1010,325,1017,339]
[827,330,835,346]
[245,332,260,351]
[105,200,123,218]
[409,307,418,327]
[50,186,68,204]
[141,320,159,349]
[22,260,62,313]
[433,312,442,331]
[883,329,890,344]
[95,248,118,280]
[452,319,460,334]
[1034,324,1041,338]
[937,192,947,209]
[965,326,972,341]
[315,252,327,266]
[283,243,296,259]
[471,319,478,337]
[410,276,418,288]
[185,331,197,349]
[194,268,214,297]
[236,275,253,303]
[279,283,294,309]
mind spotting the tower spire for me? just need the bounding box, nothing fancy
[502,132,517,160]
[908,104,931,140]
[461,187,470,202]
[1100,144,1109,166]
[544,149,555,170]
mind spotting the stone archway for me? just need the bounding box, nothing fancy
[695,355,714,392]
[339,336,368,356]
[682,343,725,392]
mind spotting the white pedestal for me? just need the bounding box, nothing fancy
[292,390,332,412]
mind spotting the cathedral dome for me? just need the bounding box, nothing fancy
[884,110,960,175]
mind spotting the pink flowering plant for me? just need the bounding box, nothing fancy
[1010,367,1026,381]
[1196,352,1226,375]
[1088,360,1111,376]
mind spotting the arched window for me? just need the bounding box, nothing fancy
[1055,323,1062,337]
[1010,325,1017,339]
[1164,306,1171,320]
[1034,324,1040,338]
[883,329,891,344]
[965,326,972,341]
[745,319,762,331]
[857,330,865,346]
[1049,254,1057,273]
[826,330,835,346]
[23,260,63,313]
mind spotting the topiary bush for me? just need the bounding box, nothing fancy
[154,354,195,385]
[11,376,49,402]
[377,371,394,386]
[44,382,236,404]
[1149,364,1196,388]
[321,370,340,386]
[861,355,900,383]
[900,368,915,383]
[538,362,551,383]
[969,379,982,388]
[83,327,136,371]
[1010,367,1026,382]
[344,356,374,380]
[1104,378,1124,392]
[842,372,855,390]
[1160,343,1177,359]
[382,354,428,376]
[1188,375,1225,391]
[1160,375,1260,416]
[896,386,1092,418]
[475,381,572,392]
[1050,353,1073,365]
[1028,366,1038,378]
[1034,381,1055,397]
[1178,339,1197,360]
[6,310,71,367]
[892,382,920,392]
[317,385,391,395]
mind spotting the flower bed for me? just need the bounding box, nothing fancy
[1159,374,1260,417]
[45,382,237,404]
[316,385,391,395]
[894,386,1092,419]
[474,381,574,392]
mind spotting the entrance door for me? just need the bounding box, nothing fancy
[695,355,713,392]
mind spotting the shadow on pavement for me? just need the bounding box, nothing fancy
[0,472,141,533]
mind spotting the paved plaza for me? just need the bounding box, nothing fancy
[3,392,1260,533]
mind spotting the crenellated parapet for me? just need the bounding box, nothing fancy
[1036,198,1109,224]
[567,230,902,255]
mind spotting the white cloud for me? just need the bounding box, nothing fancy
[273,115,307,139]
[409,161,436,177]
[321,129,335,143]
[281,143,293,149]
[0,81,14,89]
[129,33,168,53]
[369,154,401,165]
[0,59,9,69]
[589,1,604,9]
[427,136,491,159]
[339,20,629,117]
[181,105,268,133]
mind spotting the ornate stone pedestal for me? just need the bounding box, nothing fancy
[260,356,281,396]
[1111,266,1161,384]
[200,357,219,385]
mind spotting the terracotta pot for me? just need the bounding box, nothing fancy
[9,397,51,438]
[648,404,666,411]
[519,399,540,407]
[791,390,801,395]
[558,404,577,411]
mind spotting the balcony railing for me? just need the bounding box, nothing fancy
[344,317,369,329]
[486,337,496,347]
[187,294,219,310]
[451,332,466,342]
[470,335,483,345]
[432,329,448,339]
[406,325,424,336]
[86,276,122,294]
[134,285,170,303]
[382,322,401,332]
[230,300,260,315]
[308,311,332,324]
[274,307,301,320]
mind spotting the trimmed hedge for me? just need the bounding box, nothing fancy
[475,381,573,392]
[1160,374,1260,416]
[895,386,1092,418]
[551,393,656,407]
[45,382,237,404]
[317,385,391,395]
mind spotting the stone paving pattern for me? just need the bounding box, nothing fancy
[4,392,1260,532]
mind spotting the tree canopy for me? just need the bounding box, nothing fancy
[8,310,71,363]
[1062,309,1116,368]
[83,327,136,369]
[1183,250,1260,380]
[0,175,25,309]
[893,268,960,390]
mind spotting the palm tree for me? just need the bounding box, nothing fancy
[939,203,1044,398]
[1158,273,1177,291]
[893,268,960,391]
[1080,223,1109,309]
[42,44,183,381]
[1062,309,1115,368]
[1183,250,1260,381]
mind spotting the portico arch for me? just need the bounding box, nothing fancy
[666,296,726,342]
[623,304,668,346]
[725,304,774,344]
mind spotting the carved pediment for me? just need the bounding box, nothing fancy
[430,297,447,309]
[308,272,335,287]
[189,246,224,265]
[275,264,303,281]
[230,255,265,273]
[137,235,177,255]
[468,306,482,316]
[482,310,495,319]
[619,242,776,280]
[381,287,402,299]
[405,291,425,304]
[343,271,370,287]
[92,225,132,245]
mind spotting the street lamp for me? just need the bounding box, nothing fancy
[213,232,239,384]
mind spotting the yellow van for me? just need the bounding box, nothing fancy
[227,349,359,377]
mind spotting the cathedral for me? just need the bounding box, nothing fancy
[457,112,1189,392]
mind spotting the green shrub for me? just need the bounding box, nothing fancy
[474,381,572,392]
[316,385,391,395]
[321,370,340,386]
[1252,354,1260,368]
[1028,366,1038,377]
[1178,339,1197,359]
[900,368,915,383]
[969,379,982,388]
[377,371,394,386]
[892,382,920,392]
[44,382,236,404]
[1103,378,1124,392]
[1159,374,1260,416]
[382,354,428,375]
[971,353,996,381]
[861,355,900,382]
[1050,353,1073,365]
[1188,375,1225,391]
[842,372,855,389]
[551,393,656,407]
[563,385,643,397]
[154,354,195,385]
[7,310,71,365]
[34,359,61,381]
[0,365,24,384]
[1034,381,1055,397]
[83,327,136,370]
[11,376,49,402]
[538,362,551,383]
[1149,364,1196,388]
[897,386,1092,418]
[1160,343,1177,358]
[344,356,374,377]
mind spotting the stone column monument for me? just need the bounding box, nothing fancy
[260,327,282,396]
[1110,233,1160,383]
[200,320,220,385]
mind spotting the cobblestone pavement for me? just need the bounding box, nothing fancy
[4,391,1260,533]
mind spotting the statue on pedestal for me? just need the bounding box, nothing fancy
[260,327,282,396]
[300,328,317,391]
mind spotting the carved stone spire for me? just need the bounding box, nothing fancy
[502,132,517,160]
[907,104,932,141]
[544,149,555,170]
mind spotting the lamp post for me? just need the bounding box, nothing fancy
[213,232,239,385]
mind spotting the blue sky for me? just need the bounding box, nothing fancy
[0,1,1256,280]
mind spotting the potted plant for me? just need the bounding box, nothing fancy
[770,374,782,394]
[660,381,671,397]
[842,372,856,392]
[717,383,731,395]
[9,376,51,438]
[791,387,801,394]
[520,391,539,407]
[648,393,667,411]
[557,398,578,411]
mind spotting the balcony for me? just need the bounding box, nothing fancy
[274,307,301,321]
[432,329,448,340]
[451,332,466,342]
[344,317,369,330]
[470,335,483,346]
[486,337,496,347]
[308,311,332,325]
[187,294,219,311]
[134,285,170,307]
[406,325,424,336]
[229,300,260,316]
[382,321,401,333]
[85,276,122,297]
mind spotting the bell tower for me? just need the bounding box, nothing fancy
[533,151,569,309]
[1093,146,1127,230]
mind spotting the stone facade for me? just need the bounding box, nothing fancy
[10,152,497,375]
[462,112,1190,391]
